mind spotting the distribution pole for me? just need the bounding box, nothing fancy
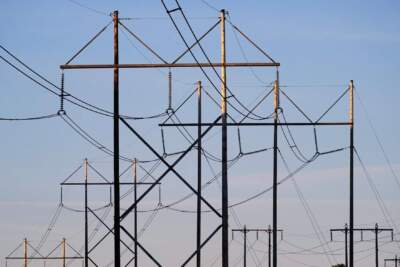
[330,223,349,267]
[349,224,393,267]
[273,78,280,267]
[196,81,202,267]
[232,226,283,267]
[133,159,138,267]
[24,238,27,267]
[113,10,121,267]
[84,158,88,267]
[268,225,271,267]
[349,79,354,267]
[232,225,249,267]
[385,255,400,267]
[345,224,348,267]
[267,225,283,267]
[62,238,66,267]
[220,9,229,267]
[375,224,379,267]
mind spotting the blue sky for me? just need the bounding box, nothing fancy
[1,0,400,266]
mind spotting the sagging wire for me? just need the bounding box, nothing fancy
[227,12,268,85]
[354,148,400,251]
[0,44,169,120]
[278,149,338,266]
[104,202,162,267]
[0,113,59,121]
[354,88,400,191]
[159,0,277,121]
[27,204,63,262]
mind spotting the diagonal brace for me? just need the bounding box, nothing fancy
[121,225,162,267]
[87,207,135,256]
[172,19,221,64]
[120,116,222,220]
[181,224,222,266]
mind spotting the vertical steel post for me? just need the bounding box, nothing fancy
[396,255,398,267]
[220,9,229,267]
[243,225,247,267]
[196,81,202,267]
[273,77,280,267]
[113,10,121,267]
[62,238,66,267]
[24,238,27,267]
[375,223,379,267]
[268,225,272,267]
[349,80,354,267]
[84,158,88,267]
[133,159,138,267]
[345,224,348,267]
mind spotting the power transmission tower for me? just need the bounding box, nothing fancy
[60,7,279,266]
[5,238,83,266]
[232,225,283,267]
[385,255,400,267]
[60,158,160,266]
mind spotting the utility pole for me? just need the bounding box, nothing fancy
[232,225,249,267]
[330,223,349,267]
[220,8,229,267]
[352,224,393,267]
[133,159,138,267]
[385,255,400,267]
[112,10,121,267]
[273,78,280,267]
[232,225,283,267]
[266,225,283,267]
[349,79,354,267]
[24,238,28,267]
[196,80,202,267]
[84,158,88,267]
[62,238,66,267]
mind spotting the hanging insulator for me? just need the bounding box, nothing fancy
[167,69,172,112]
[60,187,63,205]
[237,127,243,155]
[158,184,162,205]
[58,71,66,115]
[161,129,166,156]
[109,186,112,206]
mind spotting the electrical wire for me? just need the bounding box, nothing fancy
[227,13,268,85]
[0,113,59,121]
[279,149,337,266]
[27,204,63,261]
[0,44,169,120]
[160,0,277,121]
[64,0,110,17]
[355,89,400,191]
[354,148,400,251]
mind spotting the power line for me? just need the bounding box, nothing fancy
[64,0,110,17]
[355,89,400,192]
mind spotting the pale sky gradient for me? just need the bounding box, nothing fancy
[1,0,400,266]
